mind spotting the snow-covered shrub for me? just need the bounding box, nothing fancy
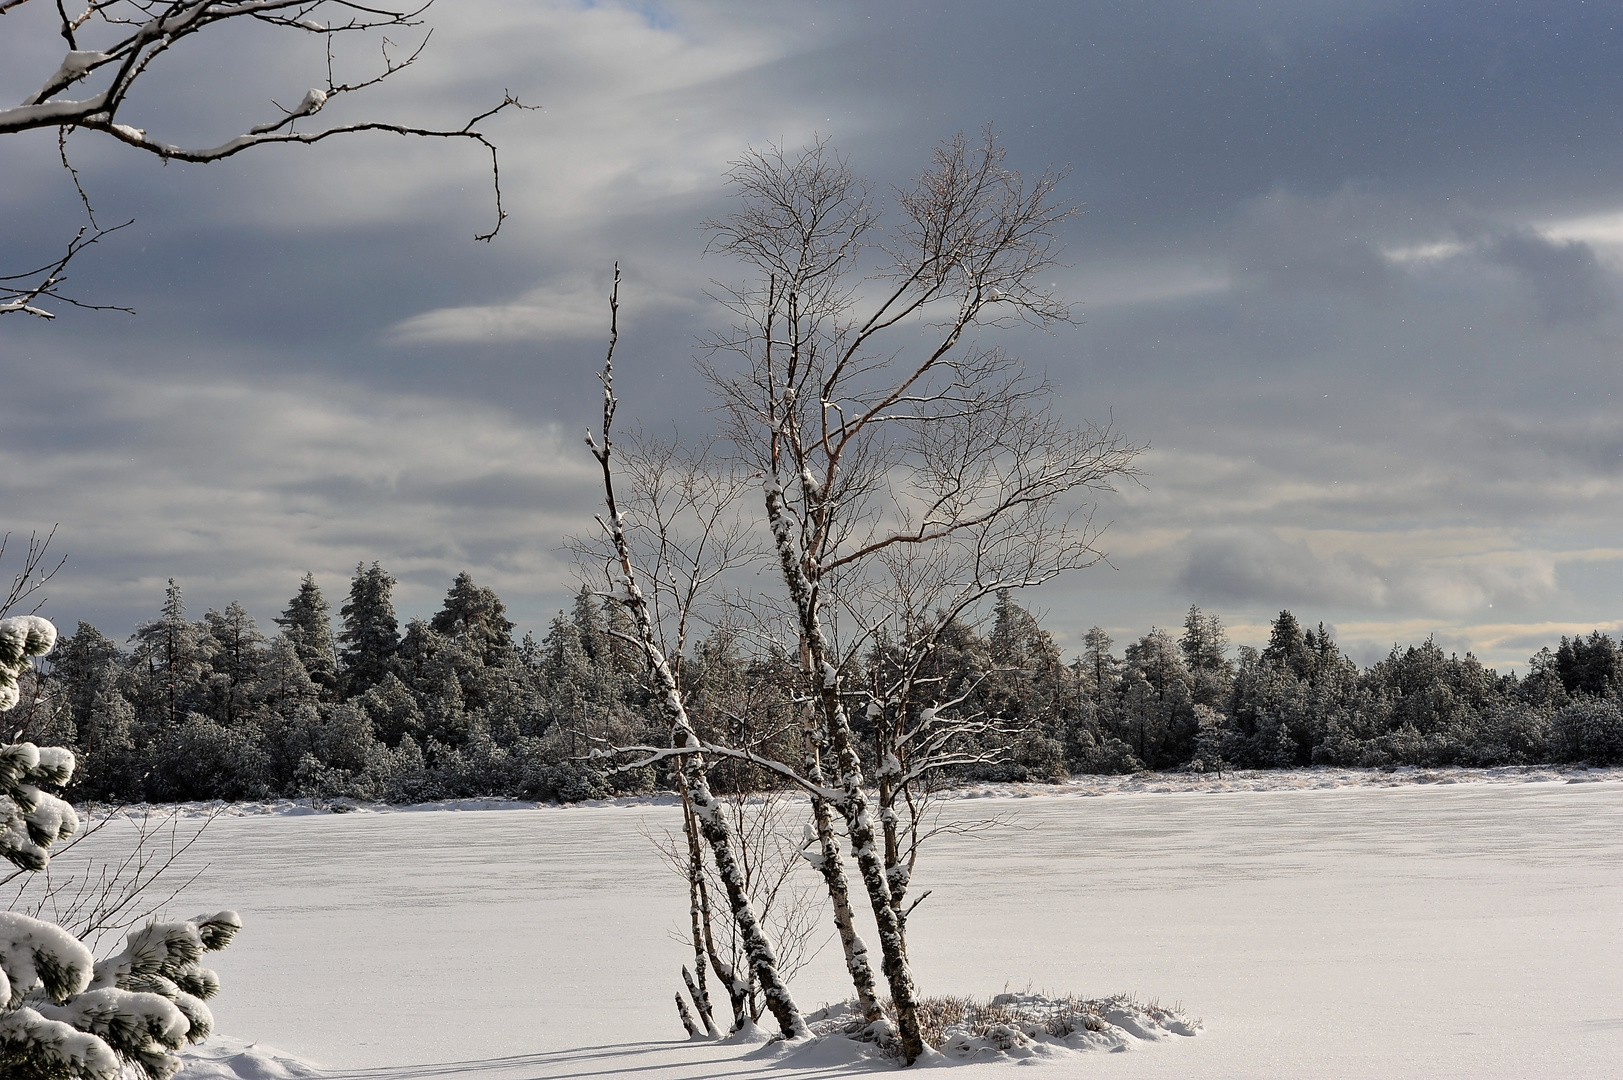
[1456,702,1551,766]
[1310,728,1365,766]
[142,714,273,803]
[1552,698,1623,764]
[1,617,242,1080]
[807,991,1199,1064]
[425,732,613,803]
[3,909,242,1080]
[1067,729,1142,774]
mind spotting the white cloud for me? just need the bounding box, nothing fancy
[1537,208,1623,251]
[385,272,697,345]
[1067,263,1230,308]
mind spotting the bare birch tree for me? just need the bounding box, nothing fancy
[0,0,529,317]
[696,129,1144,1064]
[583,267,807,1042]
[577,430,789,1039]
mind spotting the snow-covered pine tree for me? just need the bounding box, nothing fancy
[275,574,339,698]
[0,616,242,1080]
[203,602,266,727]
[339,563,400,697]
[430,573,516,669]
[0,615,56,715]
[127,580,213,729]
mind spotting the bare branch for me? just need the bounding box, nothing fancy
[0,528,67,618]
[2,0,536,317]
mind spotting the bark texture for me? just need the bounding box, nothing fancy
[801,730,881,1021]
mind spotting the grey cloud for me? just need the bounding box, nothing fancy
[0,362,597,637]
[1231,187,1399,305]
[1179,528,1388,610]
[1484,229,1614,325]
[7,0,1623,679]
[1178,525,1560,619]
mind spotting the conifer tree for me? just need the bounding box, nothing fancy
[40,623,120,734]
[431,572,516,666]
[339,563,399,697]
[275,573,339,697]
[203,602,265,726]
[1081,626,1118,708]
[70,670,138,800]
[357,673,426,748]
[1179,605,1230,674]
[1262,609,1312,680]
[128,581,211,727]
[254,636,322,715]
[2,615,242,1080]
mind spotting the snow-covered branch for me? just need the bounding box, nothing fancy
[1,1,532,316]
[598,740,842,804]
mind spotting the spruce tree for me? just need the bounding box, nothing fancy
[203,601,265,725]
[128,580,211,727]
[1179,604,1230,674]
[1261,609,1312,680]
[1081,624,1117,690]
[339,563,399,697]
[76,669,139,799]
[275,573,339,696]
[41,622,121,733]
[430,572,516,666]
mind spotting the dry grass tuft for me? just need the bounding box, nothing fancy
[912,993,1114,1046]
[805,989,1200,1062]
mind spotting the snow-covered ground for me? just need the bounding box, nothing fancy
[60,770,1623,1078]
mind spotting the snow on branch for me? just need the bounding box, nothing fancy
[2,1,532,239]
[1,1,534,318]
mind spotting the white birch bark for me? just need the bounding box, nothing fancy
[588,269,806,1042]
[800,730,881,1021]
[762,481,926,1061]
[679,792,721,1038]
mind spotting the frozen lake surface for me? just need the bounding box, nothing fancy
[73,776,1620,1078]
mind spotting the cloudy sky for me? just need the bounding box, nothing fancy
[2,0,1620,670]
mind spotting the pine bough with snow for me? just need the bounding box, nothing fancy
[0,615,241,1080]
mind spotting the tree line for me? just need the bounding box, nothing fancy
[14,569,1620,811]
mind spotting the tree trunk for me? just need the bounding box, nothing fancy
[696,861,747,1032]
[803,732,881,1021]
[682,966,717,1039]
[632,596,801,1039]
[680,791,721,1038]
[818,672,925,1062]
[676,993,699,1038]
[593,330,806,1043]
[763,480,925,1062]
[678,748,806,1040]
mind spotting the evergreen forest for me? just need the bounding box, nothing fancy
[14,568,1623,806]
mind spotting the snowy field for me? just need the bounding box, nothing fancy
[61,770,1622,1078]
